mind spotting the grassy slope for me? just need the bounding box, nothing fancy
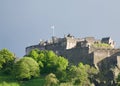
[0,73,45,86]
[0,73,19,86]
[21,78,45,86]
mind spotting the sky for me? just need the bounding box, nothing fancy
[0,0,120,57]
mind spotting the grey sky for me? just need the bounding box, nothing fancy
[0,0,120,57]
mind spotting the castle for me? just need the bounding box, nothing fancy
[26,34,120,74]
[26,34,120,85]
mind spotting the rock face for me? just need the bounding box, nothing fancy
[26,34,120,85]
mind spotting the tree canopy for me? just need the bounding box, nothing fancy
[0,48,99,86]
[67,63,98,86]
[0,48,15,74]
[14,57,40,80]
[27,49,68,74]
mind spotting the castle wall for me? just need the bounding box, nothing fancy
[116,56,120,69]
[93,49,109,66]
[44,44,92,65]
[62,47,93,65]
[26,47,32,55]
[66,37,77,49]
[25,35,120,70]
[26,42,120,69]
[45,43,66,55]
[92,48,120,69]
[26,45,45,55]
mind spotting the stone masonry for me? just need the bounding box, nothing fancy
[26,34,120,71]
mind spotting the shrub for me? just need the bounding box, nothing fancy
[13,57,40,80]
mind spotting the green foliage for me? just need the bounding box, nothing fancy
[13,57,40,80]
[59,82,73,86]
[116,73,120,86]
[27,49,68,74]
[0,71,45,86]
[67,63,98,86]
[21,77,45,86]
[28,50,39,60]
[0,48,15,74]
[0,48,99,86]
[0,71,20,86]
[57,56,68,71]
[55,70,67,82]
[26,49,98,85]
[0,81,20,86]
[44,73,59,86]
[92,43,112,48]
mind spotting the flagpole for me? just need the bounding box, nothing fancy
[51,25,55,36]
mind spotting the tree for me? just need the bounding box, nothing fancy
[27,49,68,74]
[0,48,15,74]
[28,49,39,60]
[44,73,59,86]
[67,63,97,86]
[67,64,89,86]
[14,57,40,80]
[57,56,68,71]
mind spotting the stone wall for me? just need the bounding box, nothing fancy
[63,47,92,64]
[92,48,120,69]
[66,37,77,49]
[117,56,120,69]
[45,43,66,55]
[26,45,45,55]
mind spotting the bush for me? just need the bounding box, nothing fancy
[13,57,40,80]
[44,73,59,86]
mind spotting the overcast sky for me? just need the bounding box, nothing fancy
[0,0,120,57]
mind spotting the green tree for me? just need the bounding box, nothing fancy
[28,49,39,60]
[14,57,40,80]
[55,70,67,82]
[27,49,68,74]
[67,63,97,86]
[57,56,68,71]
[44,73,59,86]
[0,48,15,74]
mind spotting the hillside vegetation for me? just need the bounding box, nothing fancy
[0,48,120,86]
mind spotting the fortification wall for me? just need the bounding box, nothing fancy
[45,43,66,55]
[44,43,93,65]
[26,45,45,55]
[92,48,120,68]
[116,56,120,68]
[62,47,93,65]
[26,37,120,69]
[66,37,77,49]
